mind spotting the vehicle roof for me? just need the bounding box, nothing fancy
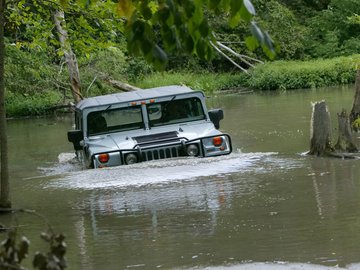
[76,85,204,111]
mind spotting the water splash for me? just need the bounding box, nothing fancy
[38,152,82,176]
[42,151,303,190]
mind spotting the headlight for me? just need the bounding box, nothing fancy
[125,153,138,164]
[186,144,199,156]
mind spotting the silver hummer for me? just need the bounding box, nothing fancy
[68,85,232,168]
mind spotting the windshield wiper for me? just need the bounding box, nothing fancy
[163,95,177,110]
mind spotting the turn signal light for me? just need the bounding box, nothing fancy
[213,136,223,147]
[98,153,109,163]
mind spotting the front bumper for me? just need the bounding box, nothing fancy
[91,134,232,168]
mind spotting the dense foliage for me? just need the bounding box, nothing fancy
[247,55,360,90]
[2,0,360,116]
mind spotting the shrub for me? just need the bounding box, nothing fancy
[137,71,248,93]
[5,91,62,117]
[5,45,58,96]
[247,55,360,90]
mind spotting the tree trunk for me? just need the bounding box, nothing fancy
[53,10,83,104]
[350,69,360,130]
[0,0,11,208]
[308,101,334,156]
[335,109,358,152]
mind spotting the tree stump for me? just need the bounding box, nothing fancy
[335,109,358,152]
[350,69,360,131]
[308,101,334,156]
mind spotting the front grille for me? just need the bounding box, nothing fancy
[141,145,182,161]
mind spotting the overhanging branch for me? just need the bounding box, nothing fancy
[210,41,248,73]
[210,38,264,72]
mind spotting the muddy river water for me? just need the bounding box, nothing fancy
[3,85,360,270]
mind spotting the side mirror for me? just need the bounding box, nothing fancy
[67,130,83,151]
[208,109,224,129]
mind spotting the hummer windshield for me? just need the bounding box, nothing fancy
[147,97,205,127]
[87,105,144,136]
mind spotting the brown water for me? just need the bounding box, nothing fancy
[3,85,360,270]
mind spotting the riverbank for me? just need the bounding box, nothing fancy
[5,54,360,117]
[137,55,360,92]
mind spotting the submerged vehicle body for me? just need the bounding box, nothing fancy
[68,85,232,168]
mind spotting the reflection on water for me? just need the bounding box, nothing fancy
[4,85,360,270]
[191,262,360,269]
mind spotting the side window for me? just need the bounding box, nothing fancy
[88,112,108,135]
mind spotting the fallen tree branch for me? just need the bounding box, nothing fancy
[210,41,248,73]
[216,41,264,68]
[86,75,98,96]
[98,72,141,92]
[105,78,141,92]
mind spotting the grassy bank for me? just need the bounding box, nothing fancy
[138,55,360,92]
[5,51,360,117]
[136,72,248,93]
[247,55,360,90]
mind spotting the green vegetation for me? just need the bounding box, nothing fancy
[3,0,360,117]
[136,72,248,93]
[247,55,360,90]
[4,52,360,117]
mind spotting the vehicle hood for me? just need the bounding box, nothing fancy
[86,121,221,155]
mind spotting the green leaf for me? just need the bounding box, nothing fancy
[209,0,221,11]
[117,0,135,19]
[132,19,146,38]
[239,4,252,22]
[156,5,170,23]
[185,35,195,53]
[229,12,241,28]
[140,2,152,20]
[245,36,259,51]
[192,0,203,25]
[196,38,206,59]
[243,0,256,16]
[151,44,168,70]
[230,0,242,14]
[250,21,264,44]
[59,0,69,8]
[184,1,195,18]
[263,31,275,59]
[199,19,209,37]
